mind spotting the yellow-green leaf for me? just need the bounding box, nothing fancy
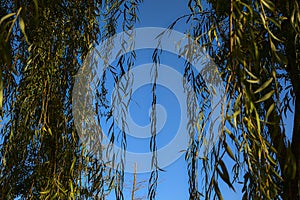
[225,142,235,161]
[267,154,277,165]
[40,190,51,195]
[19,17,29,43]
[261,0,275,11]
[246,79,260,84]
[48,127,52,136]
[0,13,16,24]
[245,69,258,80]
[19,17,25,34]
[266,103,275,120]
[255,90,275,103]
[254,78,273,94]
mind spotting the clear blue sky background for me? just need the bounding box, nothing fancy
[104,0,294,199]
[104,1,244,199]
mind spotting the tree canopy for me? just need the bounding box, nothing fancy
[0,0,300,199]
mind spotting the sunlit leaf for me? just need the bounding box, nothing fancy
[255,90,275,103]
[266,103,275,120]
[0,13,16,25]
[254,78,273,94]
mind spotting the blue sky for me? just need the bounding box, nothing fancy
[102,0,243,199]
[91,0,296,199]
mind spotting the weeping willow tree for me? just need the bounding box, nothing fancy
[0,0,142,199]
[1,0,300,200]
[180,0,300,199]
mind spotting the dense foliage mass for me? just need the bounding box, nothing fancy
[0,0,299,199]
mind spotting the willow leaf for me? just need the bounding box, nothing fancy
[255,90,275,103]
[254,78,273,94]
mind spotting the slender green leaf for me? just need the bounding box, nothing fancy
[254,78,273,94]
[255,90,275,103]
[0,13,16,24]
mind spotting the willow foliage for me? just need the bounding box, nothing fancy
[0,0,142,199]
[180,0,300,199]
[0,0,300,200]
